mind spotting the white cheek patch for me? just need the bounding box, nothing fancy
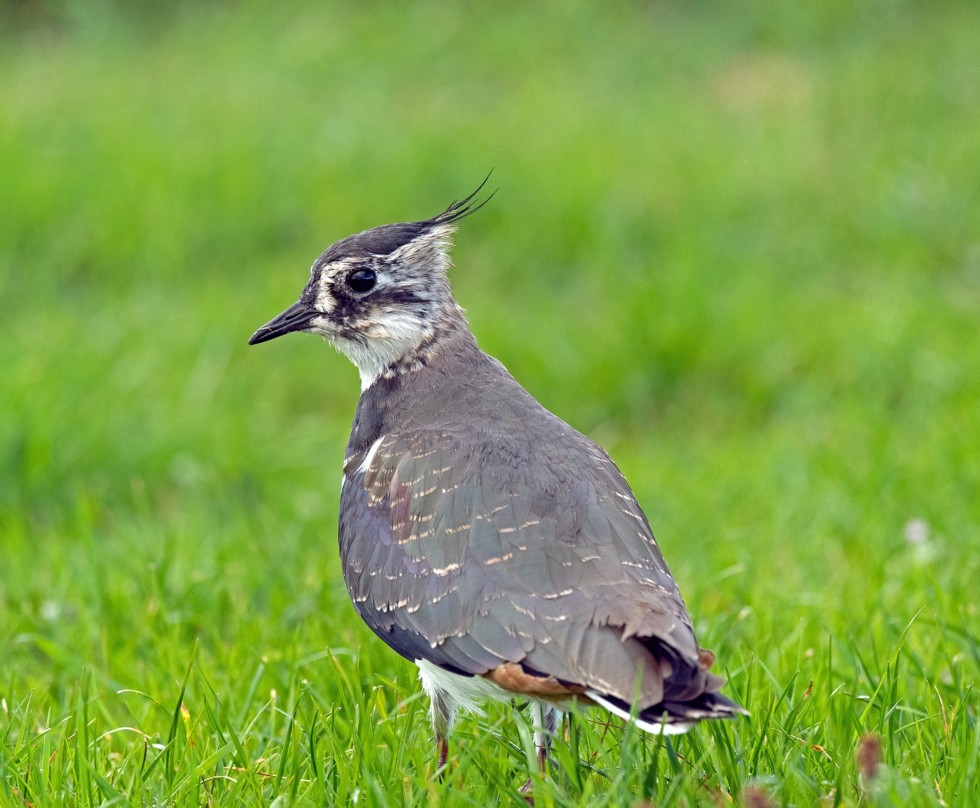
[308,314,334,335]
[314,276,337,314]
[365,308,427,341]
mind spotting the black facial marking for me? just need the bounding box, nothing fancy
[375,287,428,307]
[330,281,361,328]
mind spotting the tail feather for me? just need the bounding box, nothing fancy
[587,688,747,736]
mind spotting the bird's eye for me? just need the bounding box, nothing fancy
[346,268,377,293]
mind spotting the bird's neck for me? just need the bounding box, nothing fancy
[335,301,477,392]
[344,315,487,460]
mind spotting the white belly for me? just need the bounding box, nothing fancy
[416,658,513,718]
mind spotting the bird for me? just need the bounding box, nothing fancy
[248,179,745,778]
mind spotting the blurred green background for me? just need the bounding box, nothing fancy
[1,1,978,805]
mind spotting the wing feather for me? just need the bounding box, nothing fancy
[339,397,707,711]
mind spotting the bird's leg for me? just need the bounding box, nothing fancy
[428,687,454,780]
[534,705,561,774]
[534,703,560,773]
[520,703,561,796]
[435,734,449,771]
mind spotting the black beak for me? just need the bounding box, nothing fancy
[248,300,317,345]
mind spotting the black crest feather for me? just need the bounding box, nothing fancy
[426,171,497,227]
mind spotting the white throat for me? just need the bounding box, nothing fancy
[325,314,433,391]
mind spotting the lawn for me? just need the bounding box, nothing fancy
[1,1,978,805]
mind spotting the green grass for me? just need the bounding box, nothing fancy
[1,1,978,805]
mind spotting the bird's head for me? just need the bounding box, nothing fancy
[249,180,493,389]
